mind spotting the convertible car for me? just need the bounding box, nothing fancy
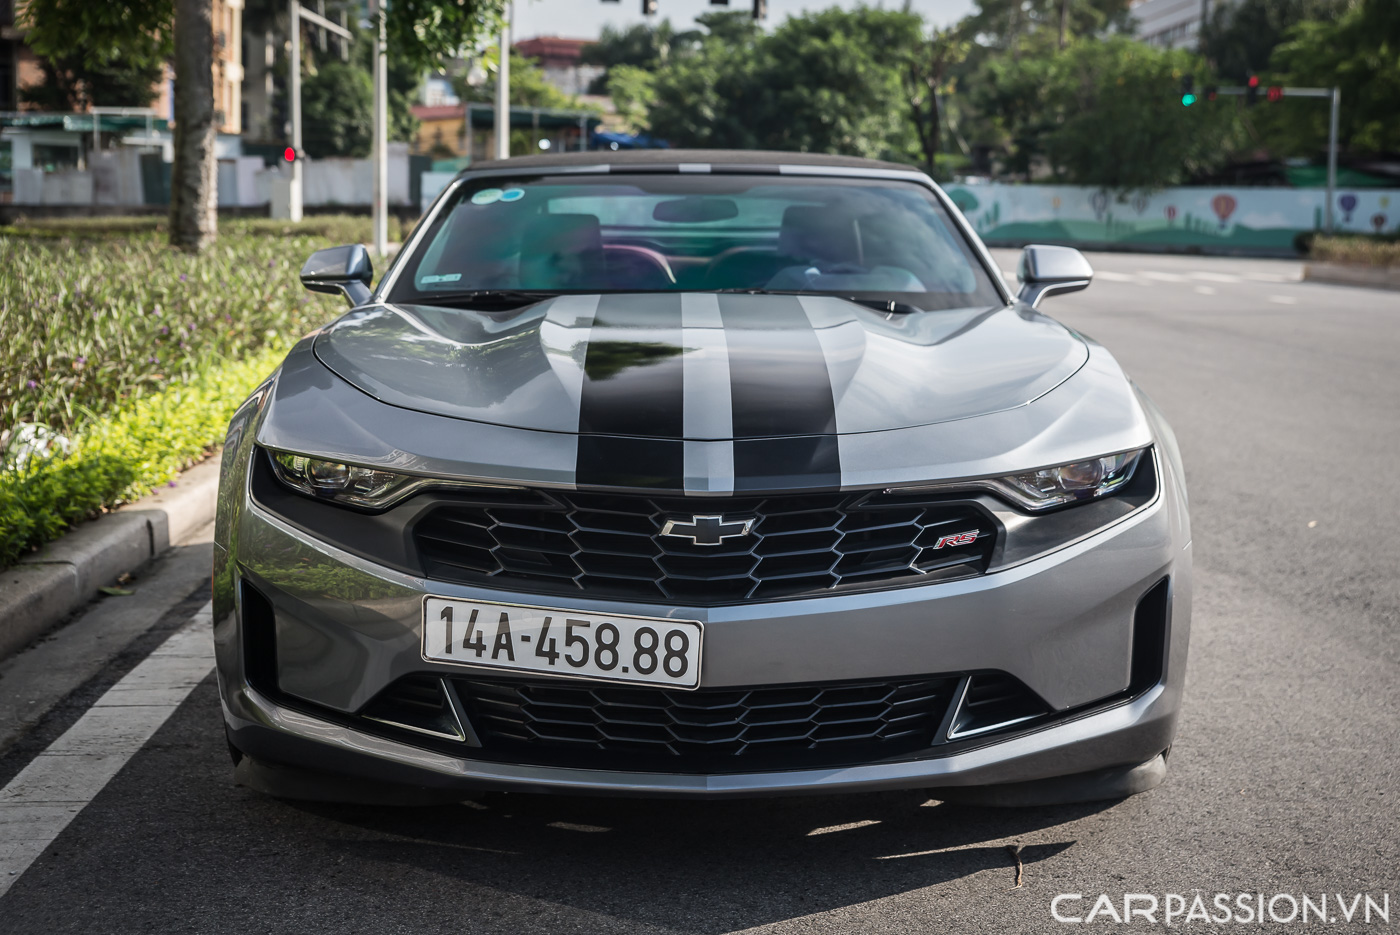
[213,150,1190,806]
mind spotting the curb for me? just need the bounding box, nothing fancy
[1302,262,1400,291]
[0,453,222,662]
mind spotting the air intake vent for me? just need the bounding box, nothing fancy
[946,672,1051,740]
[360,675,477,744]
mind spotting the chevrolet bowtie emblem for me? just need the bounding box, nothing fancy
[659,514,755,546]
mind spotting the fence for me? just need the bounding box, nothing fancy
[947,183,1400,254]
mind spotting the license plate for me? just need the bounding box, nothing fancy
[422,597,703,689]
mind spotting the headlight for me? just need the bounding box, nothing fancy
[988,448,1146,511]
[267,450,421,508]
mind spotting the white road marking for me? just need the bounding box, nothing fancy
[1269,294,1299,305]
[1094,271,1138,283]
[1190,271,1242,283]
[0,606,214,898]
[1244,271,1298,283]
[1139,271,1188,282]
[1195,285,1217,295]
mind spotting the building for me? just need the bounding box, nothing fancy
[411,102,602,162]
[153,0,245,135]
[514,36,604,97]
[1131,0,1236,49]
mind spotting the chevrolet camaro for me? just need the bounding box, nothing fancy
[213,150,1191,806]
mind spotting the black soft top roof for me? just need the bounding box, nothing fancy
[462,149,924,175]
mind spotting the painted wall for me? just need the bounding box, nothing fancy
[945,183,1400,252]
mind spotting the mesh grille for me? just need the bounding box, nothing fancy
[451,675,958,772]
[413,489,995,604]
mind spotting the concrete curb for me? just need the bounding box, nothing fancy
[0,454,221,661]
[1302,262,1400,291]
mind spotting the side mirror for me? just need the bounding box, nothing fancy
[1016,244,1093,308]
[300,244,373,306]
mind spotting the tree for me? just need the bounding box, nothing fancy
[972,36,1241,189]
[17,0,172,109]
[579,19,700,93]
[1200,0,1349,83]
[169,0,217,251]
[646,9,922,160]
[901,26,970,174]
[1264,0,1400,156]
[607,65,657,134]
[300,61,374,159]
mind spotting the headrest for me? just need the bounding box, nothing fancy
[519,213,604,288]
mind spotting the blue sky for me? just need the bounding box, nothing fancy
[511,0,977,40]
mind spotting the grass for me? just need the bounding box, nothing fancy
[1309,234,1400,267]
[0,344,292,567]
[0,218,393,566]
[0,223,363,437]
[0,214,412,245]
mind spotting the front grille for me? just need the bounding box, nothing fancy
[412,489,995,605]
[451,675,959,773]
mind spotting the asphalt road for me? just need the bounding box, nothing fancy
[2,251,1398,933]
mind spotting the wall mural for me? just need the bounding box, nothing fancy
[943,184,1399,252]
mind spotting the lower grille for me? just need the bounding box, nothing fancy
[450,675,959,773]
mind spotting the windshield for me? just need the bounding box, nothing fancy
[388,173,1004,310]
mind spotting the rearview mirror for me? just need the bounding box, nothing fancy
[1016,244,1093,308]
[300,244,373,306]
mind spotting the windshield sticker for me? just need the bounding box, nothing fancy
[420,273,463,284]
[470,188,504,205]
[500,188,525,203]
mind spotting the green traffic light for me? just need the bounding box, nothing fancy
[1181,93,1197,106]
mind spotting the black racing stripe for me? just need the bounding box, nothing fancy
[733,437,841,492]
[718,293,841,489]
[575,436,684,490]
[711,164,782,175]
[576,294,686,490]
[718,294,838,437]
[578,293,685,437]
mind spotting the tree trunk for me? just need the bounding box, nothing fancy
[169,0,217,252]
[1058,0,1069,50]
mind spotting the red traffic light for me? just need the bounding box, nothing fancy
[1248,75,1260,88]
[283,147,297,162]
[1267,86,1284,102]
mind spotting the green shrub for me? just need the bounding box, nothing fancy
[0,343,289,567]
[1,231,343,436]
[1310,234,1400,267]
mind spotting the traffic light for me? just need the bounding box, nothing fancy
[1179,75,1195,107]
[282,146,297,164]
[1204,85,1218,102]
[709,0,729,4]
[641,0,657,13]
[753,0,767,18]
[1246,74,1260,106]
[1267,85,1284,102]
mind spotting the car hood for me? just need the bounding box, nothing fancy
[313,293,1088,439]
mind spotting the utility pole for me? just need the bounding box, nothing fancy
[373,0,389,256]
[495,2,511,160]
[289,0,303,221]
[287,0,352,223]
[1325,86,1340,234]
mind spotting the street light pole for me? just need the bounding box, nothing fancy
[495,2,511,160]
[288,0,303,221]
[373,0,389,256]
[1326,86,1340,234]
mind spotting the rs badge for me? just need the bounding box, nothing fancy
[933,530,981,549]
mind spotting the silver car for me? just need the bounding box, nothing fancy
[214,150,1190,806]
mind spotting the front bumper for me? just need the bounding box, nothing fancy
[215,458,1192,797]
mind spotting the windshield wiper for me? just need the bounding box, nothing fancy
[710,289,924,314]
[414,290,559,310]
